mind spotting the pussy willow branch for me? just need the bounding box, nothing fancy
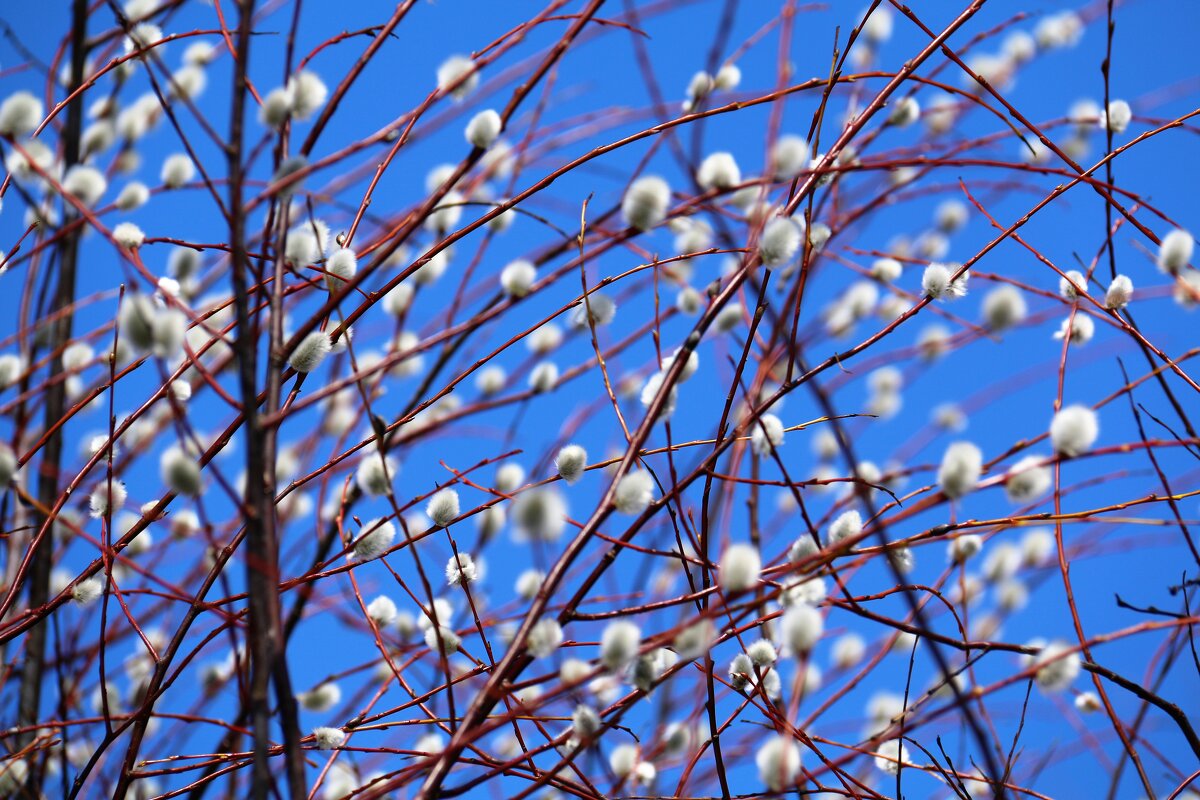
[2,2,1199,799]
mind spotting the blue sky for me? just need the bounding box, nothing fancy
[2,0,1199,797]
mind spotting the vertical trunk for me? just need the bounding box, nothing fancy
[18,0,89,789]
[226,3,305,797]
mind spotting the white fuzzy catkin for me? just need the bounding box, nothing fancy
[324,248,357,293]
[714,62,741,90]
[115,182,150,210]
[1100,99,1131,133]
[475,505,505,538]
[437,55,478,100]
[887,96,920,127]
[560,658,590,685]
[528,361,559,393]
[475,365,506,395]
[528,323,563,354]
[61,343,92,373]
[1157,229,1194,274]
[759,217,801,266]
[672,619,714,663]
[527,617,563,658]
[500,259,536,297]
[298,682,341,711]
[112,222,146,249]
[948,534,982,563]
[1035,11,1083,48]
[633,761,657,785]
[718,543,760,593]
[169,510,199,539]
[356,453,398,497]
[160,446,202,496]
[1075,691,1102,713]
[62,165,107,206]
[89,481,127,518]
[160,153,194,188]
[183,40,215,65]
[781,575,828,608]
[871,257,902,282]
[571,704,600,740]
[982,285,1027,331]
[444,552,477,585]
[982,543,1021,583]
[285,220,330,264]
[1175,272,1200,308]
[1059,270,1086,300]
[750,414,785,455]
[286,70,328,119]
[770,134,810,179]
[832,633,866,669]
[869,365,903,395]
[997,580,1029,612]
[555,444,587,484]
[789,533,819,563]
[383,283,414,317]
[683,70,712,106]
[415,731,447,755]
[0,355,24,391]
[427,489,460,527]
[493,461,525,492]
[288,331,331,373]
[639,371,678,420]
[622,175,670,231]
[874,739,908,775]
[662,347,699,383]
[614,469,654,515]
[465,109,502,148]
[916,226,949,256]
[1033,640,1081,691]
[935,199,969,233]
[938,441,983,499]
[1003,455,1050,503]
[747,639,777,667]
[515,569,544,600]
[1054,314,1094,345]
[756,735,801,792]
[125,22,163,53]
[259,87,292,128]
[0,443,17,486]
[143,306,185,359]
[827,509,862,547]
[1105,275,1133,309]
[922,262,968,300]
[313,727,345,750]
[512,488,567,542]
[570,293,616,328]
[367,595,398,626]
[599,620,640,671]
[71,576,104,606]
[425,625,460,655]
[1022,528,1055,566]
[781,604,824,653]
[609,744,638,779]
[351,518,396,561]
[417,598,453,632]
[1004,29,1036,63]
[1050,404,1098,456]
[168,247,202,280]
[697,152,741,190]
[0,91,43,136]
